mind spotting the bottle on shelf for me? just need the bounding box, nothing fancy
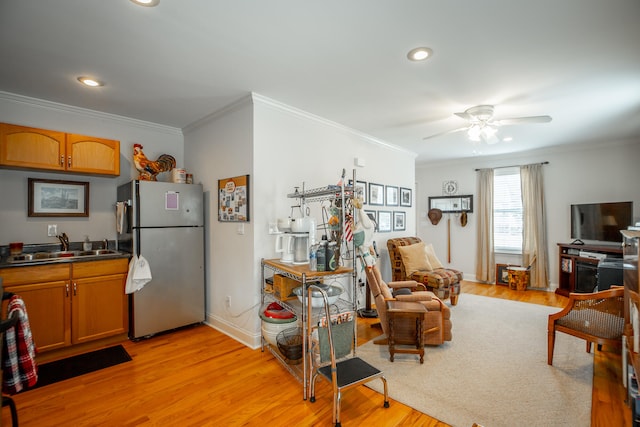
[309,243,319,272]
[317,235,328,272]
[327,241,338,271]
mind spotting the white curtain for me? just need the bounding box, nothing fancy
[520,164,550,288]
[475,168,494,282]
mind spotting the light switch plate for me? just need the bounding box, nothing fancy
[47,224,58,236]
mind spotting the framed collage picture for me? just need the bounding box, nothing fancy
[218,174,250,222]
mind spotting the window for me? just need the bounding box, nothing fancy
[494,167,522,253]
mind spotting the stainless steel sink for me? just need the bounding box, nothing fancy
[6,249,123,263]
[77,249,118,256]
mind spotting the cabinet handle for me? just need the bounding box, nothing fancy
[73,282,77,296]
[61,155,64,167]
[68,155,72,167]
[66,283,70,297]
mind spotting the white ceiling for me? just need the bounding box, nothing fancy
[1,0,639,164]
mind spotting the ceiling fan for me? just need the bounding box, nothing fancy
[423,105,552,144]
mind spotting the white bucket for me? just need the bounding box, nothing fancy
[172,168,186,183]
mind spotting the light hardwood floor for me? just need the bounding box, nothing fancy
[2,281,631,426]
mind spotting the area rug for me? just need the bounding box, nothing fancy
[27,345,132,391]
[357,294,593,427]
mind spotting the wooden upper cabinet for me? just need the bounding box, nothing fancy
[0,123,66,171]
[66,134,120,175]
[0,123,120,176]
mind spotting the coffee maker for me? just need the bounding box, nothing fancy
[289,216,316,265]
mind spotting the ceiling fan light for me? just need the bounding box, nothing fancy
[482,125,497,139]
[467,124,482,141]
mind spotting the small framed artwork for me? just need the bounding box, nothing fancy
[496,264,516,286]
[364,210,378,231]
[28,178,89,217]
[400,187,412,207]
[377,211,392,232]
[393,211,406,231]
[369,182,384,206]
[385,185,398,206]
[218,174,250,222]
[348,179,367,204]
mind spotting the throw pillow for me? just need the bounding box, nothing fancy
[397,242,433,275]
[424,243,444,269]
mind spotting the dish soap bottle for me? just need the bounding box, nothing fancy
[83,235,92,251]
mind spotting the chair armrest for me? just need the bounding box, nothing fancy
[388,280,427,291]
[395,292,433,303]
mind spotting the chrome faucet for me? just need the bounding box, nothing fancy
[57,233,70,251]
[102,239,109,250]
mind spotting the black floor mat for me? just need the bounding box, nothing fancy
[27,345,132,391]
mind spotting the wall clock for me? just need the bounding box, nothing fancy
[443,180,458,195]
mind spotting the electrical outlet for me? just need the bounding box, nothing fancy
[225,296,231,308]
[47,224,58,237]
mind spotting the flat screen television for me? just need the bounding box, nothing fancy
[571,201,633,244]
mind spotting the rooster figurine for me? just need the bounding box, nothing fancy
[133,143,176,181]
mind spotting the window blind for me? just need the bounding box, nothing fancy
[494,167,522,253]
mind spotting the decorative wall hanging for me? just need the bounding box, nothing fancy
[393,211,406,231]
[377,211,392,232]
[428,195,473,213]
[28,178,89,217]
[385,185,398,206]
[218,174,250,222]
[348,179,367,204]
[400,187,412,207]
[369,183,384,206]
[442,180,458,195]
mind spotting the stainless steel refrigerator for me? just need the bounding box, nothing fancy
[117,180,205,339]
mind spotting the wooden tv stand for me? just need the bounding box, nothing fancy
[556,243,622,296]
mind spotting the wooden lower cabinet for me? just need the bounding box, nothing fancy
[0,258,128,353]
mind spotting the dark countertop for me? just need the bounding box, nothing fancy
[0,242,131,268]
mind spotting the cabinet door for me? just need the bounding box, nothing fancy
[66,134,120,176]
[0,123,66,171]
[72,274,128,344]
[8,281,71,352]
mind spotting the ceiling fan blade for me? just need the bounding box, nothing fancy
[494,115,552,125]
[422,126,469,140]
[454,112,472,121]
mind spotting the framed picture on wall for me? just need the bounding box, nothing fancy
[28,178,89,217]
[218,174,250,222]
[369,183,384,206]
[400,187,412,207]
[348,179,367,204]
[378,211,392,232]
[385,185,398,206]
[393,211,406,231]
[364,210,378,231]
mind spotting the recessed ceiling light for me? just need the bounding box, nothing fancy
[77,77,104,87]
[502,137,513,142]
[407,47,433,61]
[130,0,160,6]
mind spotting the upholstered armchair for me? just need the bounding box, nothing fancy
[387,237,463,304]
[364,263,452,346]
[547,287,624,365]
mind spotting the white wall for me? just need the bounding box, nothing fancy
[184,93,416,348]
[415,139,640,288]
[0,93,184,245]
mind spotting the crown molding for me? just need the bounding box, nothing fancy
[0,91,182,135]
[251,92,417,158]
